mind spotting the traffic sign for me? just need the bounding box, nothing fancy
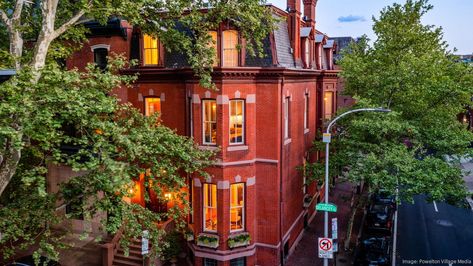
[142,230,149,255]
[316,203,337,212]
[318,237,333,259]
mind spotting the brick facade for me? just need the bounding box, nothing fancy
[65,2,340,265]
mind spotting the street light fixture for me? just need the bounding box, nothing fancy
[322,107,390,266]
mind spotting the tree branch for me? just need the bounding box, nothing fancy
[52,10,86,40]
[11,0,24,23]
[0,9,11,31]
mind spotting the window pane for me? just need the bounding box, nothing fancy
[203,100,217,144]
[209,31,218,66]
[230,257,246,266]
[204,258,218,266]
[284,98,290,139]
[324,92,333,120]
[223,30,238,67]
[304,94,309,129]
[94,48,108,70]
[145,97,161,116]
[204,184,217,231]
[230,100,244,144]
[230,183,244,231]
[143,34,159,65]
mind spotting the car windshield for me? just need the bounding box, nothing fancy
[372,204,387,213]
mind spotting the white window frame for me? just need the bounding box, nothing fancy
[203,183,217,233]
[229,99,245,145]
[304,93,309,130]
[284,97,290,139]
[202,100,217,145]
[230,183,245,232]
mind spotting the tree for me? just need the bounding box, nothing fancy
[307,0,473,203]
[0,0,273,262]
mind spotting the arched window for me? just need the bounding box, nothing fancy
[223,30,239,67]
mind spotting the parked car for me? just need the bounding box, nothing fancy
[354,237,391,266]
[371,190,396,208]
[365,202,394,233]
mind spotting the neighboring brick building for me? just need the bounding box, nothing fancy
[66,1,340,265]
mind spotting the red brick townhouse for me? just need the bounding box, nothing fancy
[66,1,340,265]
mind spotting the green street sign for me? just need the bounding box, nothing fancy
[316,203,337,212]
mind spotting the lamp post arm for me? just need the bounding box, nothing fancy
[325,108,391,134]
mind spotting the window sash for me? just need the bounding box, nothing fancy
[230,183,244,231]
[284,98,290,139]
[223,30,239,67]
[229,100,244,144]
[202,100,217,145]
[304,93,309,129]
[324,92,334,120]
[209,31,218,67]
[203,183,217,232]
[145,97,161,116]
[143,34,159,65]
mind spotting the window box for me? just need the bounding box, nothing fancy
[196,233,219,249]
[227,232,250,249]
[303,194,312,208]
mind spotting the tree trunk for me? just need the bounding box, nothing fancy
[0,137,22,196]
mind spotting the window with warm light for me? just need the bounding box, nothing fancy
[324,92,334,120]
[229,100,244,144]
[284,97,290,139]
[145,97,161,116]
[230,183,244,231]
[209,31,218,67]
[202,100,217,145]
[203,183,217,232]
[304,93,309,130]
[223,30,239,67]
[143,34,159,65]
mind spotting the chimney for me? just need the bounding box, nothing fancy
[303,0,317,27]
[287,0,301,65]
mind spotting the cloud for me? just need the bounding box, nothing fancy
[337,15,366,23]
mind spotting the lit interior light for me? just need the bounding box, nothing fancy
[165,193,172,200]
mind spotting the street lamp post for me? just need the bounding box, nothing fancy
[322,108,390,266]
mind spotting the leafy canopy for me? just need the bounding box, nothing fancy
[307,0,473,203]
[0,0,274,262]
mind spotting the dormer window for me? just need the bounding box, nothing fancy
[208,31,218,67]
[143,34,159,65]
[223,30,239,67]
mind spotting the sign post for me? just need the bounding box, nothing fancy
[332,218,338,252]
[318,237,333,259]
[141,230,149,255]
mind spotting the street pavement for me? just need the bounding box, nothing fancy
[396,195,473,264]
[286,181,363,266]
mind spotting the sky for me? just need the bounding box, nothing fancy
[269,0,473,54]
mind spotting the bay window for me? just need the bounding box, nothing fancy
[143,34,159,65]
[223,30,239,67]
[230,183,244,231]
[203,183,218,232]
[202,100,217,145]
[229,100,244,144]
[145,97,161,116]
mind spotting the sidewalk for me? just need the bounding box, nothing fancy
[286,181,364,266]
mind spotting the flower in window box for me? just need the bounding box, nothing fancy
[185,230,194,241]
[196,233,219,249]
[227,232,250,249]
